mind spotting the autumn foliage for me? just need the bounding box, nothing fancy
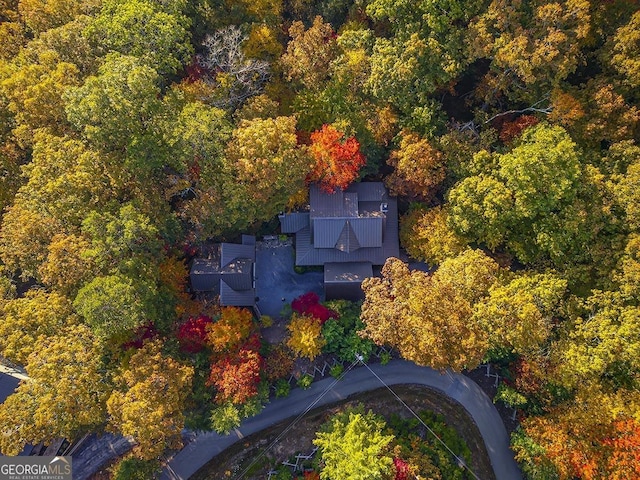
[498,115,540,144]
[208,334,264,404]
[177,315,213,353]
[393,457,411,480]
[206,307,254,352]
[291,292,337,324]
[264,345,295,381]
[307,124,366,193]
[287,313,326,360]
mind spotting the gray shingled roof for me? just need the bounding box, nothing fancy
[279,212,310,233]
[220,281,255,306]
[190,238,256,308]
[286,182,399,266]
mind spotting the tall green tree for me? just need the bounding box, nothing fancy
[366,0,485,131]
[314,406,394,480]
[448,123,589,266]
[65,54,170,174]
[86,0,192,77]
[73,274,159,342]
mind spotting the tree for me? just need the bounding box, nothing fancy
[205,307,254,353]
[0,289,78,365]
[616,234,640,300]
[469,0,592,102]
[517,385,640,480]
[73,274,158,342]
[399,205,467,266]
[225,115,311,228]
[287,313,326,361]
[613,156,640,231]
[366,0,485,118]
[473,273,568,357]
[107,340,193,460]
[86,0,192,76]
[0,200,61,280]
[207,336,263,404]
[0,49,80,144]
[17,0,99,34]
[448,123,587,266]
[19,131,115,227]
[384,130,446,202]
[64,54,168,171]
[0,131,116,280]
[0,325,108,455]
[81,204,162,274]
[610,10,640,88]
[280,16,338,90]
[38,234,95,296]
[177,315,213,353]
[558,290,640,387]
[307,124,365,193]
[361,251,500,371]
[196,26,270,108]
[313,406,394,480]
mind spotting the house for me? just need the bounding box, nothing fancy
[190,235,258,312]
[279,182,399,301]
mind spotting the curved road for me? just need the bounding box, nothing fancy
[161,360,522,480]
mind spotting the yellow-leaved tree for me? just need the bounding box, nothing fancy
[0,325,109,455]
[107,340,194,460]
[361,250,500,371]
[287,313,325,361]
[0,289,79,365]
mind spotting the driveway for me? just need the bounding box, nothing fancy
[161,360,522,480]
[255,243,323,317]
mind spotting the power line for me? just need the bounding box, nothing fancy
[356,356,482,480]
[233,359,360,480]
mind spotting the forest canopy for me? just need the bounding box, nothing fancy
[0,0,639,478]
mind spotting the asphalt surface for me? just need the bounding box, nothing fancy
[161,360,522,480]
[255,244,324,317]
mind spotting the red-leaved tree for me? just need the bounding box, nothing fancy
[177,315,213,353]
[393,457,411,480]
[291,292,337,324]
[307,124,366,193]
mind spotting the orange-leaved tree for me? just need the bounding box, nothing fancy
[307,124,365,193]
[205,306,254,352]
[208,334,264,404]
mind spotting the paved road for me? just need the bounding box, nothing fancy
[161,360,522,480]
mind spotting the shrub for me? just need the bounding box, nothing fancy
[329,364,344,378]
[275,378,291,398]
[297,373,313,389]
[265,345,295,381]
[380,351,392,365]
[111,457,159,480]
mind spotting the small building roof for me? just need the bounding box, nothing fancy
[190,237,256,308]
